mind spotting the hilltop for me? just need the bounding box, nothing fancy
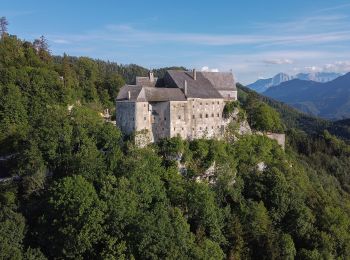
[1,34,350,259]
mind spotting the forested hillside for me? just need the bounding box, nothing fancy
[1,33,350,259]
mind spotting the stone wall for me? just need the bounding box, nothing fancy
[266,132,286,149]
[218,90,238,101]
[116,101,135,135]
[169,98,226,140]
[117,98,240,144]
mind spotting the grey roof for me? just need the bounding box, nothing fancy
[136,76,158,87]
[116,70,236,102]
[164,70,223,99]
[116,85,186,102]
[200,71,236,91]
[116,85,142,101]
[144,87,186,102]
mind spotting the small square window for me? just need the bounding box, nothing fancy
[192,115,195,119]
[217,113,219,117]
[182,127,184,130]
[144,117,146,120]
[211,113,214,117]
[212,102,214,105]
[217,101,219,105]
[200,102,202,105]
[164,117,166,120]
[205,114,208,118]
[178,115,181,119]
[144,104,146,107]
[174,127,176,131]
[212,126,214,129]
[200,114,202,118]
[200,127,202,130]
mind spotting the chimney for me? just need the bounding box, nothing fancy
[192,69,196,80]
[184,80,188,95]
[128,90,131,100]
[149,71,154,82]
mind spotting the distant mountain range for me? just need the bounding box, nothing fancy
[263,72,350,120]
[248,72,342,93]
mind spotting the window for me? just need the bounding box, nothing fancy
[144,104,146,107]
[200,127,202,130]
[144,117,146,121]
[164,117,166,121]
[200,114,202,118]
[212,102,214,105]
[192,128,194,131]
[217,101,219,105]
[200,102,202,105]
[182,127,184,130]
[174,127,176,131]
[162,127,164,131]
[178,115,181,119]
[193,105,194,108]
[217,113,219,117]
[211,113,214,117]
[132,117,134,121]
[205,114,208,118]
[212,126,214,129]
[192,115,195,119]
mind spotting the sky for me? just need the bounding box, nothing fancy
[2,0,350,84]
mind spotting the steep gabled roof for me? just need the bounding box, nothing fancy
[116,85,186,102]
[200,71,236,91]
[136,76,158,87]
[116,85,143,101]
[164,70,222,99]
[116,70,236,102]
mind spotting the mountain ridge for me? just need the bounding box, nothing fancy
[248,72,342,93]
[264,72,350,119]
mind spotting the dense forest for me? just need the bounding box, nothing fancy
[1,30,350,260]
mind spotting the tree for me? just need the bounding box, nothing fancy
[249,103,284,133]
[38,175,105,258]
[0,16,8,37]
[0,208,26,259]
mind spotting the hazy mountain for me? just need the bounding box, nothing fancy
[295,72,341,82]
[248,72,342,93]
[263,72,350,119]
[248,73,290,93]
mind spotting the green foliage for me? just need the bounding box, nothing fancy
[244,96,284,132]
[2,33,350,260]
[39,175,105,258]
[223,100,238,118]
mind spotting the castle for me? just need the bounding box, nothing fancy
[116,69,237,143]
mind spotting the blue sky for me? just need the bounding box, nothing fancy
[3,0,350,84]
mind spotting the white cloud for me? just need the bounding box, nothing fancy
[46,23,350,47]
[263,58,294,65]
[51,39,70,44]
[201,66,219,72]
